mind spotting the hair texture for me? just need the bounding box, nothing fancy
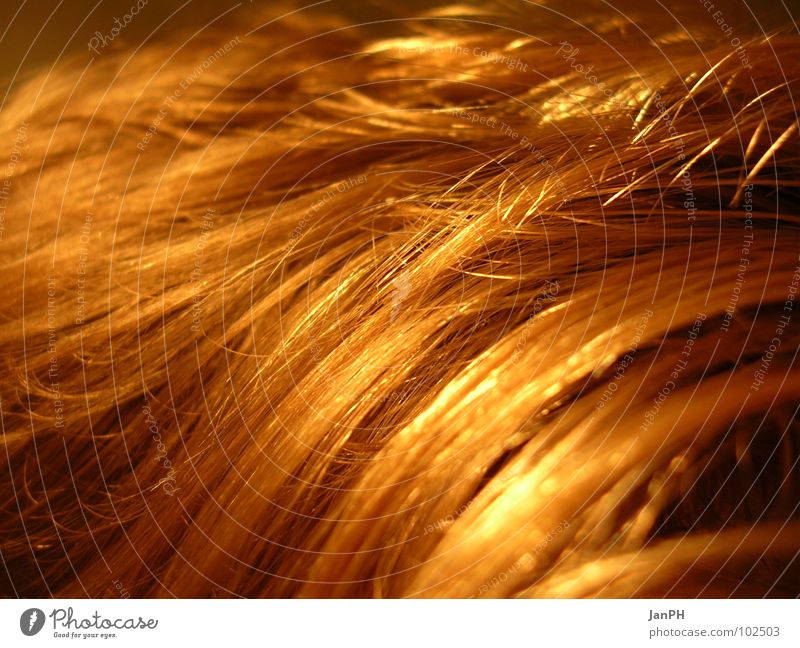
[1,0,799,598]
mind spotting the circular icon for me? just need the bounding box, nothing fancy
[20,608,45,636]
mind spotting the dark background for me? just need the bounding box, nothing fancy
[0,0,797,89]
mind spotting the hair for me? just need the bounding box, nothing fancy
[1,0,799,598]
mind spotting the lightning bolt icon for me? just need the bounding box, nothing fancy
[28,610,38,631]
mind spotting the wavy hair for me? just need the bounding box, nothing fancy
[1,1,799,597]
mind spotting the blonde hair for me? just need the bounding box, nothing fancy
[1,1,799,597]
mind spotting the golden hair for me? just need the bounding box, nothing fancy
[1,1,799,597]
